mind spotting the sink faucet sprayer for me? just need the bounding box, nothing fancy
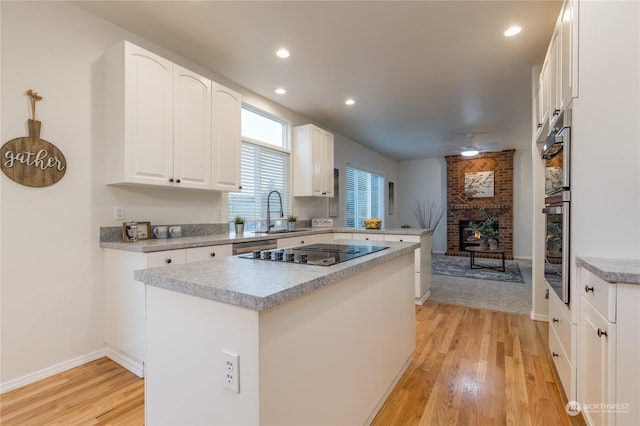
[266,190,284,231]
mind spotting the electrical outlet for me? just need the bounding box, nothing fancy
[114,206,125,221]
[223,350,240,393]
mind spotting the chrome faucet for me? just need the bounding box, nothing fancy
[266,190,284,232]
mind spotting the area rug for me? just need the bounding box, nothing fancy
[431,256,524,284]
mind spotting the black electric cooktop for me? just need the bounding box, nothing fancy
[239,243,388,266]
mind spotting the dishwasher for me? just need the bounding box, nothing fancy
[232,239,278,255]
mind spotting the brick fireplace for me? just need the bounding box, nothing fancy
[445,150,515,259]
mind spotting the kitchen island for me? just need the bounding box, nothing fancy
[134,240,418,425]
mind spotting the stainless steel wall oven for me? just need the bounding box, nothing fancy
[542,112,571,304]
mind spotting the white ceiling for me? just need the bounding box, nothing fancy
[73,1,561,160]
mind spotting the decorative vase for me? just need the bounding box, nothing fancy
[479,240,489,250]
[489,239,498,250]
[235,223,244,234]
[288,222,295,231]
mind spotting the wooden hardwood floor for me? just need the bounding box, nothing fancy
[1,301,583,425]
[0,357,144,425]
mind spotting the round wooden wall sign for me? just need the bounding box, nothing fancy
[1,119,67,187]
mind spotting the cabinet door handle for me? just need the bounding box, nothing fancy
[176,179,181,183]
[552,317,559,323]
[585,285,594,293]
[597,328,608,338]
[537,123,543,129]
[169,178,174,183]
[210,252,216,257]
[165,258,172,264]
[552,352,559,358]
[553,109,560,117]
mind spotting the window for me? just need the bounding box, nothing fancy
[346,164,384,228]
[228,106,290,230]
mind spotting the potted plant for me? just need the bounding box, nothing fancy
[233,215,245,234]
[468,208,499,250]
[287,215,297,231]
[546,221,562,256]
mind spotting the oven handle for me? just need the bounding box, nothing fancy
[542,205,564,214]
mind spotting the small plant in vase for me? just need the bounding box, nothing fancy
[468,208,499,250]
[287,215,297,231]
[233,216,245,234]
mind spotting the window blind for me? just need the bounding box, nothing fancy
[228,141,290,222]
[346,165,384,227]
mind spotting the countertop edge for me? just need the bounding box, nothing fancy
[576,256,640,285]
[134,241,419,311]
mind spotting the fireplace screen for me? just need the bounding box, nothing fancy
[458,220,498,250]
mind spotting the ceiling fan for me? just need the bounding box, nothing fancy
[450,132,499,157]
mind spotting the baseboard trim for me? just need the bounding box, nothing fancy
[415,289,431,305]
[0,348,107,394]
[105,346,144,378]
[530,312,549,322]
[365,355,412,425]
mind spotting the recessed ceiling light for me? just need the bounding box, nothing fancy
[461,149,480,157]
[345,98,355,106]
[276,48,290,58]
[275,88,286,95]
[504,26,522,37]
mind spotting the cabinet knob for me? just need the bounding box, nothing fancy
[537,123,542,129]
[553,109,560,117]
[239,186,243,190]
[552,352,559,358]
[176,179,181,183]
[597,328,608,338]
[169,178,174,183]
[400,239,404,242]
[210,252,216,257]
[300,240,304,244]
[584,285,594,293]
[552,317,559,323]
[165,258,172,264]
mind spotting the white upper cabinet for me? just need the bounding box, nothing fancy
[105,41,174,186]
[173,65,212,189]
[293,124,334,197]
[104,40,241,191]
[535,0,578,141]
[558,0,578,110]
[211,83,242,191]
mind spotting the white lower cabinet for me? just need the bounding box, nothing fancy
[548,285,577,401]
[104,245,230,376]
[577,267,640,426]
[347,232,431,304]
[186,244,233,262]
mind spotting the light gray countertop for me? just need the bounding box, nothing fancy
[134,240,419,311]
[100,227,432,252]
[576,257,640,285]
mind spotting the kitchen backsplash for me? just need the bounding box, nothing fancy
[100,223,229,242]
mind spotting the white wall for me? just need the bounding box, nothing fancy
[396,158,447,252]
[0,1,396,387]
[571,0,640,259]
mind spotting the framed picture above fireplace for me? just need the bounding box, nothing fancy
[464,171,494,198]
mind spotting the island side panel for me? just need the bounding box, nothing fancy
[258,253,415,425]
[145,286,260,426]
